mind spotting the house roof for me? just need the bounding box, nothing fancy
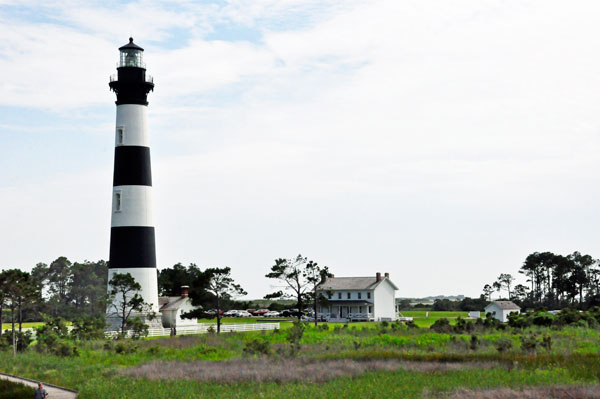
[159,296,192,311]
[318,276,398,291]
[486,301,520,310]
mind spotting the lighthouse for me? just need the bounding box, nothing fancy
[106,38,160,329]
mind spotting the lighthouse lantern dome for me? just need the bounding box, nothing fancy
[119,37,144,68]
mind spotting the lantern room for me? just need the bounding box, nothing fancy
[119,37,145,68]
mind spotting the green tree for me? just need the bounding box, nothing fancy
[568,252,594,305]
[47,256,72,316]
[482,284,494,300]
[158,263,203,296]
[265,254,323,320]
[69,260,107,316]
[495,273,515,299]
[202,267,246,334]
[107,273,153,336]
[3,269,38,356]
[0,271,8,339]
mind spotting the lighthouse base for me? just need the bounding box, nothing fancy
[105,311,164,333]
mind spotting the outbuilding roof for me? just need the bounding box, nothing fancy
[159,296,190,311]
[318,276,398,291]
[486,301,520,310]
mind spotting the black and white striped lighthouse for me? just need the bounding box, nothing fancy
[106,38,160,327]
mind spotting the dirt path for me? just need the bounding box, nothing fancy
[0,372,77,398]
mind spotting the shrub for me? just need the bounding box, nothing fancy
[430,318,452,333]
[406,320,418,328]
[454,317,474,333]
[1,331,33,352]
[520,334,537,353]
[286,322,305,357]
[146,345,162,355]
[115,341,138,354]
[70,316,105,340]
[494,337,512,353]
[469,335,479,351]
[532,312,554,327]
[125,317,149,339]
[243,338,272,357]
[557,308,580,325]
[36,318,79,357]
[540,334,552,351]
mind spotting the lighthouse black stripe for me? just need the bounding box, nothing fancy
[109,226,156,269]
[113,146,152,186]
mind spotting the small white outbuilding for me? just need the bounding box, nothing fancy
[485,301,520,323]
[159,286,199,328]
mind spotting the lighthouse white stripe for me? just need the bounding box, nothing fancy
[115,104,149,147]
[111,185,154,227]
[107,267,160,312]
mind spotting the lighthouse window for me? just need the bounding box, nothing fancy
[120,49,144,68]
[115,191,122,212]
[116,127,124,145]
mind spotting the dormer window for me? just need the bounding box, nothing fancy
[338,292,341,299]
[347,292,351,299]
[358,292,362,299]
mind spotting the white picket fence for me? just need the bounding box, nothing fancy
[105,322,280,338]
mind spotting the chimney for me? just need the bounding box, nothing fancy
[376,272,381,282]
[384,272,389,278]
[181,285,189,298]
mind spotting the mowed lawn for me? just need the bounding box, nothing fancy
[400,311,481,328]
[1,322,46,330]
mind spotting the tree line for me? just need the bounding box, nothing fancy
[0,253,329,340]
[483,251,600,309]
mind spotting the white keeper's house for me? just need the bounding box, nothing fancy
[316,272,398,322]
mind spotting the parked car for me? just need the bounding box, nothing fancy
[281,309,303,317]
[237,310,252,317]
[252,309,270,316]
[223,310,239,317]
[263,311,280,317]
[305,311,327,322]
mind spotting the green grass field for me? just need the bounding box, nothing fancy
[1,322,45,330]
[1,312,475,330]
[400,311,480,328]
[1,315,600,399]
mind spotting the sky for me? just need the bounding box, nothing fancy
[2,0,600,300]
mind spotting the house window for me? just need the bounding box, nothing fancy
[367,292,371,299]
[116,127,124,145]
[327,293,332,299]
[368,306,372,313]
[358,292,362,299]
[338,292,342,299]
[115,191,122,212]
[347,292,351,299]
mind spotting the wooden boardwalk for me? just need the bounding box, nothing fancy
[0,372,77,398]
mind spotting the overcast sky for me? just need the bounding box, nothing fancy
[1,0,600,299]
